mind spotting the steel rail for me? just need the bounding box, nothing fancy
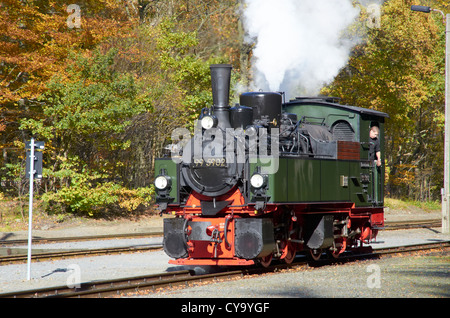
[373,241,450,255]
[0,244,163,265]
[0,270,194,298]
[384,219,442,230]
[0,231,163,246]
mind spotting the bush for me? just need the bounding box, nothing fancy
[41,158,155,216]
[43,183,155,217]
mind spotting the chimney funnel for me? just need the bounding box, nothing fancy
[210,64,232,109]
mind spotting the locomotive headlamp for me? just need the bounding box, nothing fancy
[250,173,267,189]
[154,175,171,190]
[201,115,218,130]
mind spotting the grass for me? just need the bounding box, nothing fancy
[0,198,53,232]
[384,197,441,213]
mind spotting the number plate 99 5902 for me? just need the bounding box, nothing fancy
[192,158,227,168]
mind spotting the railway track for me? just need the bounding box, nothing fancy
[0,244,162,265]
[384,219,441,230]
[0,219,440,265]
[2,241,448,298]
[0,218,440,248]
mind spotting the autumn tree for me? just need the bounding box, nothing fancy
[1,0,237,215]
[0,0,134,196]
[322,0,447,200]
[110,17,226,189]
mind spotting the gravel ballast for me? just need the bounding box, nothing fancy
[140,249,449,298]
[1,206,449,297]
[0,228,448,297]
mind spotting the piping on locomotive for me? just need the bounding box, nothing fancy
[155,64,388,266]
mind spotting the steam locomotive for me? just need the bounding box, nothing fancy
[154,64,388,266]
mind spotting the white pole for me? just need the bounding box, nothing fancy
[443,14,450,234]
[27,137,35,280]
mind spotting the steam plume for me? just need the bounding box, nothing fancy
[241,0,360,99]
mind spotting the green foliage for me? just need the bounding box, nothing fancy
[41,155,154,216]
[18,48,156,215]
[11,15,228,216]
[1,1,236,217]
[154,18,228,126]
[43,183,155,217]
[22,48,144,143]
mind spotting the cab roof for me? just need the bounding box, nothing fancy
[284,96,389,119]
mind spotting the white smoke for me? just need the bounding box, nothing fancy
[241,0,361,99]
